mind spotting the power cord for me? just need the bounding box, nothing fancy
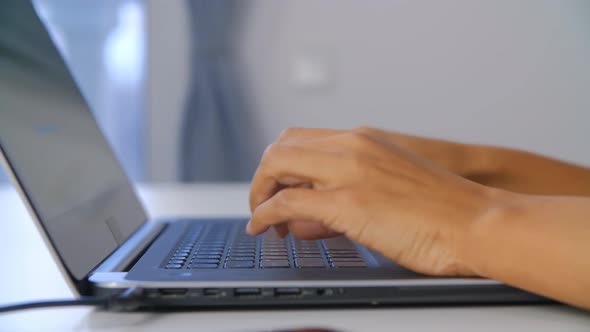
[0,288,144,314]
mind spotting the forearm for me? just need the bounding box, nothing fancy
[464,191,590,309]
[461,144,590,196]
[385,130,590,195]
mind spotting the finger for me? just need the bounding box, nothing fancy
[249,143,344,212]
[273,223,289,238]
[249,128,383,213]
[278,127,343,143]
[247,187,338,236]
[287,219,341,240]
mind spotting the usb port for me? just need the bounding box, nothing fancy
[158,288,188,296]
[203,288,222,297]
[275,288,301,296]
[234,288,261,297]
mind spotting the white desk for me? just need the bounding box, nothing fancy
[0,183,589,332]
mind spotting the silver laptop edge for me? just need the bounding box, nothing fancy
[0,147,82,295]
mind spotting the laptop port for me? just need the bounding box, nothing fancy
[234,288,261,297]
[316,288,338,296]
[158,288,188,296]
[203,288,222,297]
[274,288,301,296]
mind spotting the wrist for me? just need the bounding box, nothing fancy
[458,186,529,278]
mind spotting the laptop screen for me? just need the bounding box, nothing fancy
[0,1,147,281]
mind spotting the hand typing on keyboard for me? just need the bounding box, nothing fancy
[246,127,492,277]
[245,126,590,311]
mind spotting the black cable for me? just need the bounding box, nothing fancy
[0,288,144,314]
[0,297,108,313]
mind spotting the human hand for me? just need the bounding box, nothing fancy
[246,127,504,276]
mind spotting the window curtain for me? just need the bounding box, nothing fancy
[180,0,260,182]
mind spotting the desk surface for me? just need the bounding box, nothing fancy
[0,183,589,332]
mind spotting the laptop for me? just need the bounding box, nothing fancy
[0,1,546,308]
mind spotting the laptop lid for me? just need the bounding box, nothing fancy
[0,1,147,292]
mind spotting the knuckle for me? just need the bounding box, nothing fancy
[349,130,374,148]
[278,127,303,141]
[258,144,282,177]
[261,143,282,163]
[353,126,376,136]
[263,142,277,155]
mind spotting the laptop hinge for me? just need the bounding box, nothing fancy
[92,220,167,274]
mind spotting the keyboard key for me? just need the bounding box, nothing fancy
[326,252,359,257]
[328,254,361,259]
[226,261,255,268]
[263,241,285,245]
[230,249,256,254]
[329,257,364,262]
[228,256,255,261]
[294,254,322,259]
[172,253,188,258]
[192,259,220,264]
[260,260,290,268]
[195,255,221,259]
[261,255,289,260]
[198,247,225,252]
[168,259,185,264]
[229,252,255,257]
[190,263,218,269]
[232,246,256,250]
[331,261,367,268]
[198,250,223,255]
[323,238,356,250]
[293,243,318,248]
[295,249,320,254]
[263,246,287,250]
[262,250,288,255]
[165,264,182,269]
[295,258,325,268]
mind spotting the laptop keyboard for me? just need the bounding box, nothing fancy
[163,222,367,269]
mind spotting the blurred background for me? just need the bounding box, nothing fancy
[1,0,590,184]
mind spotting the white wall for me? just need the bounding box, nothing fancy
[146,0,190,181]
[148,0,590,181]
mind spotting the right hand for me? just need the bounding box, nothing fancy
[257,127,474,240]
[247,127,503,276]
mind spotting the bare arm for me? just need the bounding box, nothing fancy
[467,193,590,308]
[385,131,590,196]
